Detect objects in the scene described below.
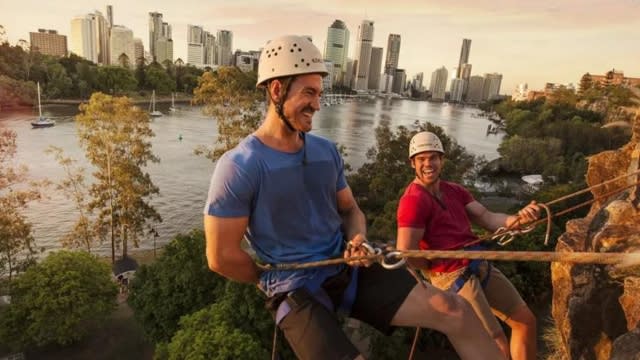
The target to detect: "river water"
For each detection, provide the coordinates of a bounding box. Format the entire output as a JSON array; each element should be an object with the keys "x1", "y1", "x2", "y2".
[{"x1": 0, "y1": 99, "x2": 503, "y2": 256}]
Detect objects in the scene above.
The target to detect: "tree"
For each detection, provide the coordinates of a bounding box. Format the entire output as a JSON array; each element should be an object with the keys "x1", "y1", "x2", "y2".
[
  {"x1": 127, "y1": 230, "x2": 226, "y2": 343},
  {"x1": 117, "y1": 52, "x2": 130, "y2": 69},
  {"x1": 145, "y1": 61, "x2": 175, "y2": 94},
  {"x1": 163, "y1": 282, "x2": 277, "y2": 360},
  {"x1": 45, "y1": 146, "x2": 98, "y2": 252},
  {"x1": 76, "y1": 93, "x2": 161, "y2": 263},
  {"x1": 192, "y1": 67, "x2": 263, "y2": 161},
  {"x1": 134, "y1": 57, "x2": 147, "y2": 90},
  {"x1": 96, "y1": 66, "x2": 137, "y2": 95},
  {"x1": 0, "y1": 129, "x2": 40, "y2": 282},
  {"x1": 0, "y1": 251, "x2": 117, "y2": 350}
]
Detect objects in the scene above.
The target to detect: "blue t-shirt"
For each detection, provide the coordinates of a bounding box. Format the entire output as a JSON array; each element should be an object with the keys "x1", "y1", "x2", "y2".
[{"x1": 204, "y1": 133, "x2": 348, "y2": 296}]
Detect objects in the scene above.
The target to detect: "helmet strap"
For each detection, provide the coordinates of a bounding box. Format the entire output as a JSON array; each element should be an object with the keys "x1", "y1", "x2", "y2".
[{"x1": 268, "y1": 77, "x2": 297, "y2": 133}]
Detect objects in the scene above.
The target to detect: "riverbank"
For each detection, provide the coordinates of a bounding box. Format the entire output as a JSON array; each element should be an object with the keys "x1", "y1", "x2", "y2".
[{"x1": 43, "y1": 96, "x2": 193, "y2": 106}]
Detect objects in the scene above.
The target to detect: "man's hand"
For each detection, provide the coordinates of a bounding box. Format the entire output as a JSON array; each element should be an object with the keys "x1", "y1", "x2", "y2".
[
  {"x1": 516, "y1": 200, "x2": 541, "y2": 225},
  {"x1": 343, "y1": 233, "x2": 375, "y2": 267}
]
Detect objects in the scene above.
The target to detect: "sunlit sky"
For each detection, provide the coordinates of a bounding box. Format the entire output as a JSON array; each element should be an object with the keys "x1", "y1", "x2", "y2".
[{"x1": 1, "y1": 0, "x2": 639, "y2": 93}]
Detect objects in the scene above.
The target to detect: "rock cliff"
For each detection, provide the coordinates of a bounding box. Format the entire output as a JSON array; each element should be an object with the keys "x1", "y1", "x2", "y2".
[{"x1": 552, "y1": 112, "x2": 640, "y2": 359}]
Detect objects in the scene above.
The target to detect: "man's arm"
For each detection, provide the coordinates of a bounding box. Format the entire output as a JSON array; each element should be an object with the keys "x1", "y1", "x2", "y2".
[
  {"x1": 396, "y1": 227, "x2": 431, "y2": 269},
  {"x1": 204, "y1": 214, "x2": 261, "y2": 284},
  {"x1": 466, "y1": 200, "x2": 540, "y2": 232},
  {"x1": 337, "y1": 186, "x2": 372, "y2": 266}
]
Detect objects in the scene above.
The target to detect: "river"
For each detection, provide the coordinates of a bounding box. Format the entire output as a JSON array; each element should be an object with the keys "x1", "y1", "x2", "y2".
[{"x1": 0, "y1": 98, "x2": 503, "y2": 256}]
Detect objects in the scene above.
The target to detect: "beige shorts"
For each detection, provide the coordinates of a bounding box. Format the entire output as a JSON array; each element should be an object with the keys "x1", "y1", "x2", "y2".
[{"x1": 424, "y1": 261, "x2": 525, "y2": 337}]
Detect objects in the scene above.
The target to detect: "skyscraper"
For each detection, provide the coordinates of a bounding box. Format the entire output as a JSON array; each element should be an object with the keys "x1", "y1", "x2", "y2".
[
  {"x1": 324, "y1": 20, "x2": 350, "y2": 87},
  {"x1": 30, "y1": 29, "x2": 67, "y2": 57},
  {"x1": 368, "y1": 47, "x2": 383, "y2": 90},
  {"x1": 456, "y1": 38, "x2": 471, "y2": 78},
  {"x1": 187, "y1": 25, "x2": 204, "y2": 67},
  {"x1": 430, "y1": 66, "x2": 448, "y2": 101},
  {"x1": 203, "y1": 32, "x2": 216, "y2": 66},
  {"x1": 482, "y1": 73, "x2": 503, "y2": 100},
  {"x1": 149, "y1": 12, "x2": 172, "y2": 63},
  {"x1": 466, "y1": 76, "x2": 484, "y2": 103},
  {"x1": 216, "y1": 30, "x2": 233, "y2": 66},
  {"x1": 133, "y1": 38, "x2": 144, "y2": 63},
  {"x1": 354, "y1": 20, "x2": 374, "y2": 91},
  {"x1": 384, "y1": 34, "x2": 401, "y2": 75},
  {"x1": 106, "y1": 5, "x2": 113, "y2": 27},
  {"x1": 70, "y1": 11, "x2": 110, "y2": 64},
  {"x1": 110, "y1": 25, "x2": 134, "y2": 67}
]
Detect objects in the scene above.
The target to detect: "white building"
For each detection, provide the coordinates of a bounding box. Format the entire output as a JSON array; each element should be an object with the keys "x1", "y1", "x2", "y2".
[
  {"x1": 324, "y1": 20, "x2": 350, "y2": 87},
  {"x1": 450, "y1": 78, "x2": 465, "y2": 102},
  {"x1": 149, "y1": 12, "x2": 172, "y2": 63},
  {"x1": 70, "y1": 11, "x2": 109, "y2": 65},
  {"x1": 110, "y1": 25, "x2": 134, "y2": 67},
  {"x1": 512, "y1": 83, "x2": 529, "y2": 101},
  {"x1": 430, "y1": 66, "x2": 448, "y2": 101},
  {"x1": 353, "y1": 20, "x2": 374, "y2": 91},
  {"x1": 187, "y1": 25, "x2": 205, "y2": 67}
]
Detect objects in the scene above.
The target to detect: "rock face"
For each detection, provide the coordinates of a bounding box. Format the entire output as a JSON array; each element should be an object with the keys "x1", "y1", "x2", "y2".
[{"x1": 552, "y1": 113, "x2": 640, "y2": 359}]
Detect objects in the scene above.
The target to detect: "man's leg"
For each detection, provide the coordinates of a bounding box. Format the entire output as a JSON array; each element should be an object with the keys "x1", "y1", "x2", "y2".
[
  {"x1": 390, "y1": 284, "x2": 505, "y2": 360},
  {"x1": 278, "y1": 289, "x2": 360, "y2": 360},
  {"x1": 504, "y1": 304, "x2": 537, "y2": 360}
]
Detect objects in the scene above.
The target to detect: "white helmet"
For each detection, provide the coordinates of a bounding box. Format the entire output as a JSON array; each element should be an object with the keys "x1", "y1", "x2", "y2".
[
  {"x1": 409, "y1": 131, "x2": 444, "y2": 158},
  {"x1": 256, "y1": 35, "x2": 328, "y2": 88}
]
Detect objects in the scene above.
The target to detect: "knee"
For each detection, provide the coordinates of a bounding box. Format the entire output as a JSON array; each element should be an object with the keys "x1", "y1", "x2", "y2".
[
  {"x1": 509, "y1": 305, "x2": 536, "y2": 332},
  {"x1": 429, "y1": 291, "x2": 474, "y2": 333}
]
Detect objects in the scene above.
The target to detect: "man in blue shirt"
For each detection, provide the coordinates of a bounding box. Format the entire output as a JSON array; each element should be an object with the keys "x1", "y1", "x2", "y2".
[{"x1": 204, "y1": 34, "x2": 503, "y2": 360}]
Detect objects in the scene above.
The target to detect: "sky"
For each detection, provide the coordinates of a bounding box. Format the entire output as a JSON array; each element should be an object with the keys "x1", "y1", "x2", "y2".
[{"x1": 1, "y1": 0, "x2": 639, "y2": 93}]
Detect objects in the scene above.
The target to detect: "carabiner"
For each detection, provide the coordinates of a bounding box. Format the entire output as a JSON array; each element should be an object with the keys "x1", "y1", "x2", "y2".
[{"x1": 381, "y1": 251, "x2": 406, "y2": 269}]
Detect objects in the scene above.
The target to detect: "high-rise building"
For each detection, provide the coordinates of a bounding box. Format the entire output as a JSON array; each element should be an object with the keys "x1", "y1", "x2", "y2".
[
  {"x1": 430, "y1": 66, "x2": 448, "y2": 101},
  {"x1": 324, "y1": 19, "x2": 350, "y2": 87},
  {"x1": 133, "y1": 38, "x2": 144, "y2": 63},
  {"x1": 110, "y1": 25, "x2": 134, "y2": 67},
  {"x1": 106, "y1": 5, "x2": 113, "y2": 27},
  {"x1": 149, "y1": 12, "x2": 172, "y2": 63},
  {"x1": 322, "y1": 60, "x2": 334, "y2": 90},
  {"x1": 203, "y1": 32, "x2": 216, "y2": 66},
  {"x1": 70, "y1": 11, "x2": 110, "y2": 64},
  {"x1": 30, "y1": 29, "x2": 67, "y2": 57},
  {"x1": 344, "y1": 59, "x2": 355, "y2": 89},
  {"x1": 216, "y1": 30, "x2": 233, "y2": 66},
  {"x1": 384, "y1": 34, "x2": 401, "y2": 75},
  {"x1": 392, "y1": 69, "x2": 406, "y2": 94},
  {"x1": 353, "y1": 20, "x2": 374, "y2": 91},
  {"x1": 368, "y1": 47, "x2": 383, "y2": 90},
  {"x1": 482, "y1": 73, "x2": 503, "y2": 100},
  {"x1": 187, "y1": 25, "x2": 204, "y2": 67},
  {"x1": 456, "y1": 38, "x2": 471, "y2": 78},
  {"x1": 450, "y1": 78, "x2": 465, "y2": 102},
  {"x1": 466, "y1": 75, "x2": 484, "y2": 103},
  {"x1": 413, "y1": 72, "x2": 424, "y2": 92}
]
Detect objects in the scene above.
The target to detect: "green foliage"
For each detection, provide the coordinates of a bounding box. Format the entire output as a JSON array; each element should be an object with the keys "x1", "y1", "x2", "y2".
[
  {"x1": 0, "y1": 251, "x2": 117, "y2": 350},
  {"x1": 96, "y1": 66, "x2": 138, "y2": 95},
  {"x1": 192, "y1": 67, "x2": 263, "y2": 161},
  {"x1": 0, "y1": 75, "x2": 36, "y2": 108},
  {"x1": 76, "y1": 93, "x2": 161, "y2": 261},
  {"x1": 163, "y1": 282, "x2": 276, "y2": 360},
  {"x1": 347, "y1": 120, "x2": 477, "y2": 241},
  {"x1": 498, "y1": 135, "x2": 563, "y2": 175},
  {"x1": 127, "y1": 230, "x2": 226, "y2": 343},
  {"x1": 145, "y1": 62, "x2": 176, "y2": 95}
]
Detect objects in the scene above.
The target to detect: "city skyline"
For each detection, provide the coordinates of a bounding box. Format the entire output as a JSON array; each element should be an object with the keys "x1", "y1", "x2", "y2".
[{"x1": 1, "y1": 0, "x2": 639, "y2": 93}]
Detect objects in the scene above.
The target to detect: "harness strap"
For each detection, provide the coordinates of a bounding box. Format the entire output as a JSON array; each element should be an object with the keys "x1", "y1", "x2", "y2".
[{"x1": 448, "y1": 245, "x2": 492, "y2": 293}]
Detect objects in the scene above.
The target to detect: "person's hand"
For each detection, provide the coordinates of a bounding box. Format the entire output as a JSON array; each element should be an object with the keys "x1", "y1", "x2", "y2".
[
  {"x1": 343, "y1": 233, "x2": 375, "y2": 267},
  {"x1": 516, "y1": 200, "x2": 540, "y2": 225}
]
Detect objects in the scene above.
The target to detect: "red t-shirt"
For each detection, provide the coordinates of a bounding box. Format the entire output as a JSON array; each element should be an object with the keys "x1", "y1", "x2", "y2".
[{"x1": 397, "y1": 181, "x2": 478, "y2": 273}]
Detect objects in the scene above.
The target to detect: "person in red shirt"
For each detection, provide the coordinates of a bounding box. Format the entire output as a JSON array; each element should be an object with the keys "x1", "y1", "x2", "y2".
[{"x1": 396, "y1": 131, "x2": 540, "y2": 360}]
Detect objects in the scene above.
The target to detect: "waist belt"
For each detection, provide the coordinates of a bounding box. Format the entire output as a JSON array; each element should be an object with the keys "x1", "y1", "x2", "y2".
[{"x1": 448, "y1": 245, "x2": 491, "y2": 293}]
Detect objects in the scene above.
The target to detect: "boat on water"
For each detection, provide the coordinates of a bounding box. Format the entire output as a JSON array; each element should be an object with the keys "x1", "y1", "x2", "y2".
[
  {"x1": 149, "y1": 90, "x2": 162, "y2": 118},
  {"x1": 169, "y1": 92, "x2": 176, "y2": 112},
  {"x1": 31, "y1": 82, "x2": 55, "y2": 128}
]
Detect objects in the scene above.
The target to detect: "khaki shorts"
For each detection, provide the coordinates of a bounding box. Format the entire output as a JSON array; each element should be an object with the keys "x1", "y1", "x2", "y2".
[{"x1": 425, "y1": 261, "x2": 525, "y2": 337}]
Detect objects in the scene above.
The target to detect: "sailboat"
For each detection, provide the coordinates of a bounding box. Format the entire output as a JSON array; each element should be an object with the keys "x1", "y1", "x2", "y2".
[
  {"x1": 149, "y1": 90, "x2": 162, "y2": 118},
  {"x1": 31, "y1": 82, "x2": 55, "y2": 128},
  {"x1": 169, "y1": 92, "x2": 176, "y2": 112}
]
